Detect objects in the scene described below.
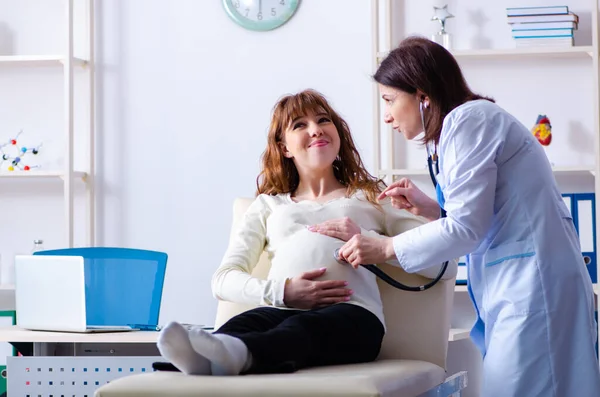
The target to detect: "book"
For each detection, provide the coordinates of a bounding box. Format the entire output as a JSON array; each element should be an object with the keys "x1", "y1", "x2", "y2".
[
  {"x1": 506, "y1": 6, "x2": 569, "y2": 17},
  {"x1": 513, "y1": 28, "x2": 573, "y2": 38},
  {"x1": 514, "y1": 36, "x2": 574, "y2": 47},
  {"x1": 507, "y1": 13, "x2": 578, "y2": 24},
  {"x1": 512, "y1": 21, "x2": 577, "y2": 31}
]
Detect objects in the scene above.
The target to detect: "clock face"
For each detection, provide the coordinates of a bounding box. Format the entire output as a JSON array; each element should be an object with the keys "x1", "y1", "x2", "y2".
[{"x1": 222, "y1": 0, "x2": 300, "y2": 31}]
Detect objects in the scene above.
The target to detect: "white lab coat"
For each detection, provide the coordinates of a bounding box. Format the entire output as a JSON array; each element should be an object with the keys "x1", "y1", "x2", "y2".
[{"x1": 392, "y1": 100, "x2": 600, "y2": 396}]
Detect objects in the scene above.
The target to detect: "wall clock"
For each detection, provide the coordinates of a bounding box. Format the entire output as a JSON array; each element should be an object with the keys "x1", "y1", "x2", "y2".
[{"x1": 222, "y1": 0, "x2": 300, "y2": 31}]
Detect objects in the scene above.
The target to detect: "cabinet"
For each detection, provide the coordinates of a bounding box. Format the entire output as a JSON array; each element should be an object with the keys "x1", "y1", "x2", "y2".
[{"x1": 0, "y1": 0, "x2": 95, "y2": 249}]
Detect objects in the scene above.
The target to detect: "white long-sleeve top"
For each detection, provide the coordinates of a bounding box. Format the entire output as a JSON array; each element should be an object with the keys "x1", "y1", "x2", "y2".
[{"x1": 211, "y1": 191, "x2": 454, "y2": 328}]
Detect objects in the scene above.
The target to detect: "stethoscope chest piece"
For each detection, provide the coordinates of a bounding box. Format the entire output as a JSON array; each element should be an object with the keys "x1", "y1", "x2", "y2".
[{"x1": 333, "y1": 248, "x2": 346, "y2": 265}]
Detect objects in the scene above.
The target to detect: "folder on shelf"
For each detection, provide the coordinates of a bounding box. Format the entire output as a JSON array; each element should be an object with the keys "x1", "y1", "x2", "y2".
[
  {"x1": 562, "y1": 193, "x2": 597, "y2": 284},
  {"x1": 575, "y1": 193, "x2": 597, "y2": 284},
  {"x1": 562, "y1": 194, "x2": 572, "y2": 215},
  {"x1": 456, "y1": 256, "x2": 467, "y2": 285}
]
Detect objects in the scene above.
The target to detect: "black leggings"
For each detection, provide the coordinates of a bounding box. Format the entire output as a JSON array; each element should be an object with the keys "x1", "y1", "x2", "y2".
[{"x1": 214, "y1": 303, "x2": 385, "y2": 374}]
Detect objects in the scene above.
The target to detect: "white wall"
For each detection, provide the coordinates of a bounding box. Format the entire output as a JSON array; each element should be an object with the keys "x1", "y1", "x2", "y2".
[
  {"x1": 94, "y1": 0, "x2": 375, "y2": 325},
  {"x1": 0, "y1": 0, "x2": 594, "y2": 314},
  {"x1": 0, "y1": 0, "x2": 374, "y2": 326}
]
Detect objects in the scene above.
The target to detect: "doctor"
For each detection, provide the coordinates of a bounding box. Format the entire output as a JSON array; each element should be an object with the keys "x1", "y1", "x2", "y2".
[{"x1": 333, "y1": 36, "x2": 600, "y2": 396}]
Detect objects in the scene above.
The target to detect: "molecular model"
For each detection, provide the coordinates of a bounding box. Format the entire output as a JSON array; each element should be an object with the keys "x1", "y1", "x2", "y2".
[{"x1": 0, "y1": 130, "x2": 43, "y2": 171}]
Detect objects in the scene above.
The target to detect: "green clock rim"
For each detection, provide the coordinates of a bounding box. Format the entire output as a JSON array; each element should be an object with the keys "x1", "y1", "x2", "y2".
[{"x1": 222, "y1": 0, "x2": 300, "y2": 31}]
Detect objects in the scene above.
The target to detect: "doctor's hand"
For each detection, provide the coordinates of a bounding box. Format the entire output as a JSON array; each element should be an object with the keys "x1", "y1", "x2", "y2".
[
  {"x1": 338, "y1": 235, "x2": 396, "y2": 269},
  {"x1": 283, "y1": 268, "x2": 353, "y2": 309},
  {"x1": 308, "y1": 217, "x2": 360, "y2": 242},
  {"x1": 378, "y1": 178, "x2": 440, "y2": 221}
]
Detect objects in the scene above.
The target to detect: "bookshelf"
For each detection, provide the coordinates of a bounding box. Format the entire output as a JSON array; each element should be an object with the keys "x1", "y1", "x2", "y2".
[
  {"x1": 372, "y1": 1, "x2": 600, "y2": 183},
  {"x1": 371, "y1": 0, "x2": 600, "y2": 387},
  {"x1": 0, "y1": 0, "x2": 95, "y2": 249},
  {"x1": 377, "y1": 45, "x2": 595, "y2": 60}
]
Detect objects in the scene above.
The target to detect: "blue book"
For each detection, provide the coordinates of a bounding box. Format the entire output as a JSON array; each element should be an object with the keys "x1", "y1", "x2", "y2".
[
  {"x1": 512, "y1": 21, "x2": 577, "y2": 31},
  {"x1": 513, "y1": 28, "x2": 573, "y2": 39},
  {"x1": 506, "y1": 6, "x2": 569, "y2": 17}
]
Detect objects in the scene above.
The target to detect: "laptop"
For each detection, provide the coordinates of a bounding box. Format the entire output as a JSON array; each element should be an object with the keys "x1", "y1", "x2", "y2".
[{"x1": 15, "y1": 255, "x2": 135, "y2": 333}]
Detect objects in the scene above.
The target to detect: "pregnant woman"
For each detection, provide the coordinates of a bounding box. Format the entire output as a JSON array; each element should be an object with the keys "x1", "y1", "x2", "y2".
[{"x1": 156, "y1": 89, "x2": 450, "y2": 376}]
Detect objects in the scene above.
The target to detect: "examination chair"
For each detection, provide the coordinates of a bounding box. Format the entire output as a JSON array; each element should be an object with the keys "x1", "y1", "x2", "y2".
[{"x1": 95, "y1": 198, "x2": 467, "y2": 397}]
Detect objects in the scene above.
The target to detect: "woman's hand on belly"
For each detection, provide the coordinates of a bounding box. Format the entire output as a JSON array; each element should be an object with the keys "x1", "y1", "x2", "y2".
[
  {"x1": 283, "y1": 267, "x2": 353, "y2": 309},
  {"x1": 308, "y1": 217, "x2": 360, "y2": 241}
]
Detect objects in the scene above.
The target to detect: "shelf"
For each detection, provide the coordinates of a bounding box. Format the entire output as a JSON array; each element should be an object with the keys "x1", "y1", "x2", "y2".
[
  {"x1": 449, "y1": 328, "x2": 470, "y2": 342},
  {"x1": 0, "y1": 171, "x2": 87, "y2": 180},
  {"x1": 452, "y1": 46, "x2": 595, "y2": 59},
  {"x1": 377, "y1": 46, "x2": 595, "y2": 61},
  {"x1": 552, "y1": 166, "x2": 595, "y2": 174},
  {"x1": 0, "y1": 55, "x2": 87, "y2": 67},
  {"x1": 379, "y1": 167, "x2": 595, "y2": 178}
]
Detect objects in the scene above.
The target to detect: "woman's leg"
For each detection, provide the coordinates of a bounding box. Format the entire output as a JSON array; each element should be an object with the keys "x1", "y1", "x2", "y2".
[
  {"x1": 162, "y1": 304, "x2": 383, "y2": 375},
  {"x1": 232, "y1": 303, "x2": 384, "y2": 374},
  {"x1": 157, "y1": 307, "x2": 300, "y2": 375},
  {"x1": 215, "y1": 306, "x2": 300, "y2": 335}
]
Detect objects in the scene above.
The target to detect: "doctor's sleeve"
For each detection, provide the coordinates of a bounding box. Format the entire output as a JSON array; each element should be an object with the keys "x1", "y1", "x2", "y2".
[
  {"x1": 381, "y1": 201, "x2": 457, "y2": 279},
  {"x1": 211, "y1": 195, "x2": 286, "y2": 307},
  {"x1": 391, "y1": 109, "x2": 499, "y2": 274}
]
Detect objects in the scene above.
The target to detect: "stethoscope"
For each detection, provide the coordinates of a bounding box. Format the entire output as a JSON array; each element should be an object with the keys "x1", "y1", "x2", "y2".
[{"x1": 333, "y1": 101, "x2": 449, "y2": 292}]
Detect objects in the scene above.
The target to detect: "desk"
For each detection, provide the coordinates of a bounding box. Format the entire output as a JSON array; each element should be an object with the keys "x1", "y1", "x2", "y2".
[
  {"x1": 0, "y1": 326, "x2": 162, "y2": 395},
  {"x1": 0, "y1": 325, "x2": 160, "y2": 356}
]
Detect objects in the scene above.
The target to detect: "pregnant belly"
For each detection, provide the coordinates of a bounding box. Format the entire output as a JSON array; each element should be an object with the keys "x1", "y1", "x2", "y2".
[{"x1": 267, "y1": 230, "x2": 371, "y2": 286}]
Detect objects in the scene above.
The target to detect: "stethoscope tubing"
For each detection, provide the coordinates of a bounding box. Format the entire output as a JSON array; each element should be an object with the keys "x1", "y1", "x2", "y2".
[{"x1": 335, "y1": 149, "x2": 449, "y2": 292}]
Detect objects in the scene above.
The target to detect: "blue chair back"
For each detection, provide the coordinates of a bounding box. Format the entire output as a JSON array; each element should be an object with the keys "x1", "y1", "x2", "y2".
[{"x1": 34, "y1": 247, "x2": 167, "y2": 327}]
